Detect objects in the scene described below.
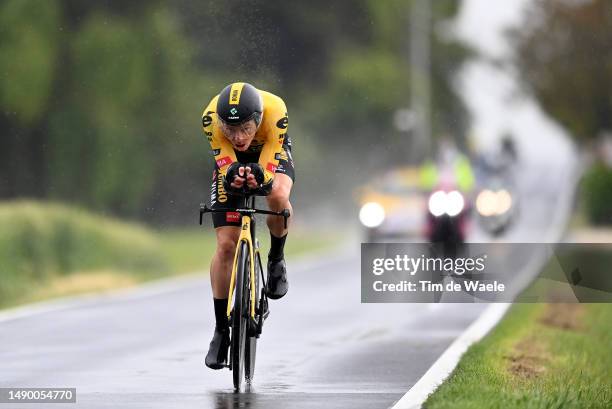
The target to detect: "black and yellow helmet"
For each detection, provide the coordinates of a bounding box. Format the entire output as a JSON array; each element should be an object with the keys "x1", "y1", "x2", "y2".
[{"x1": 216, "y1": 82, "x2": 263, "y2": 126}]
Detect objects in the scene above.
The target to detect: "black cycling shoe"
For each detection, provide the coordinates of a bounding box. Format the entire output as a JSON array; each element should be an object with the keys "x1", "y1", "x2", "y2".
[
  {"x1": 205, "y1": 327, "x2": 230, "y2": 370},
  {"x1": 266, "y1": 258, "x2": 288, "y2": 299}
]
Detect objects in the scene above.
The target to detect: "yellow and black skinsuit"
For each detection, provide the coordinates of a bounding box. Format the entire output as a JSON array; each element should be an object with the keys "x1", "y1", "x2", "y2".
[{"x1": 202, "y1": 88, "x2": 294, "y2": 227}]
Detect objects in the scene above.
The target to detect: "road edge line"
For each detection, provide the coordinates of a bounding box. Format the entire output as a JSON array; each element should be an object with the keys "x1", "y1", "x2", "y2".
[
  {"x1": 392, "y1": 155, "x2": 580, "y2": 409},
  {"x1": 390, "y1": 302, "x2": 511, "y2": 409}
]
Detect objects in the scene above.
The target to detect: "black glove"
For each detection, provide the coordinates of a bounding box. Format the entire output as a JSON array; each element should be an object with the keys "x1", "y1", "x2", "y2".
[
  {"x1": 222, "y1": 162, "x2": 246, "y2": 194},
  {"x1": 222, "y1": 162, "x2": 273, "y2": 195},
  {"x1": 246, "y1": 163, "x2": 273, "y2": 195}
]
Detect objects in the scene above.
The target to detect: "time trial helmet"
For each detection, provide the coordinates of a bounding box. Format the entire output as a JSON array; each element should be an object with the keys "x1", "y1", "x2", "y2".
[{"x1": 216, "y1": 82, "x2": 263, "y2": 126}]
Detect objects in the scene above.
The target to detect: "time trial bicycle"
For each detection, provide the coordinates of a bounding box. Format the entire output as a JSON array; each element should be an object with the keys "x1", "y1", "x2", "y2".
[{"x1": 200, "y1": 195, "x2": 290, "y2": 390}]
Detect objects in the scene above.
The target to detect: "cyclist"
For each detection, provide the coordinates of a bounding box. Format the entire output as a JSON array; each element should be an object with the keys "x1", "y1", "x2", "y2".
[{"x1": 202, "y1": 82, "x2": 294, "y2": 369}]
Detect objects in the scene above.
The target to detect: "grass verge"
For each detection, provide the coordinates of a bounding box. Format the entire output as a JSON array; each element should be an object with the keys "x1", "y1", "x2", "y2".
[
  {"x1": 424, "y1": 302, "x2": 612, "y2": 408},
  {"x1": 159, "y1": 225, "x2": 342, "y2": 273},
  {"x1": 0, "y1": 201, "x2": 167, "y2": 308}
]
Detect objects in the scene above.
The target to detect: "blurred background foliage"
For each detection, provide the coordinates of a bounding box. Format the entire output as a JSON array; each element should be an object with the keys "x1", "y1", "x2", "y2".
[
  {"x1": 510, "y1": 0, "x2": 612, "y2": 225},
  {"x1": 511, "y1": 0, "x2": 612, "y2": 142},
  {"x1": 1, "y1": 0, "x2": 610, "y2": 225},
  {"x1": 0, "y1": 0, "x2": 468, "y2": 224}
]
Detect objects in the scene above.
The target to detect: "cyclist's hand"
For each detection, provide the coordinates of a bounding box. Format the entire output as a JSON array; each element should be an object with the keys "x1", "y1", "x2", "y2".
[
  {"x1": 244, "y1": 166, "x2": 259, "y2": 190},
  {"x1": 244, "y1": 163, "x2": 273, "y2": 195},
  {"x1": 230, "y1": 166, "x2": 247, "y2": 189}
]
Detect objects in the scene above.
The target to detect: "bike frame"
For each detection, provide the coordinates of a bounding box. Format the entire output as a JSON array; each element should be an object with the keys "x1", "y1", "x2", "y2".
[
  {"x1": 227, "y1": 199, "x2": 257, "y2": 320},
  {"x1": 199, "y1": 196, "x2": 289, "y2": 321}
]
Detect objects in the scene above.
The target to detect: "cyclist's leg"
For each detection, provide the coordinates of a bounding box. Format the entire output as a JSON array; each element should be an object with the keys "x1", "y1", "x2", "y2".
[
  {"x1": 264, "y1": 139, "x2": 294, "y2": 299},
  {"x1": 209, "y1": 166, "x2": 242, "y2": 296},
  {"x1": 210, "y1": 226, "x2": 241, "y2": 297},
  {"x1": 266, "y1": 136, "x2": 295, "y2": 240},
  {"x1": 206, "y1": 169, "x2": 242, "y2": 369},
  {"x1": 266, "y1": 173, "x2": 293, "y2": 237}
]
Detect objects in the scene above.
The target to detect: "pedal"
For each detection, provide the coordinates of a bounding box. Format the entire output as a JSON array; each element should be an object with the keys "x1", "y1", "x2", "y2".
[
  {"x1": 256, "y1": 301, "x2": 269, "y2": 316},
  {"x1": 262, "y1": 298, "x2": 269, "y2": 320},
  {"x1": 256, "y1": 295, "x2": 269, "y2": 336}
]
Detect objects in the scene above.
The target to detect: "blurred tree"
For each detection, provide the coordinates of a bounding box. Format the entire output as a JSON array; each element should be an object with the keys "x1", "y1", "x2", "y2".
[
  {"x1": 0, "y1": 1, "x2": 213, "y2": 222},
  {"x1": 511, "y1": 0, "x2": 612, "y2": 141},
  {"x1": 511, "y1": 0, "x2": 612, "y2": 225},
  {"x1": 0, "y1": 0, "x2": 61, "y2": 197}
]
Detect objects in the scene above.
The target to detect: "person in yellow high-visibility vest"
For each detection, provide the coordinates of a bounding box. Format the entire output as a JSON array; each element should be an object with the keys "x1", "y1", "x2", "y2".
[{"x1": 419, "y1": 148, "x2": 475, "y2": 193}]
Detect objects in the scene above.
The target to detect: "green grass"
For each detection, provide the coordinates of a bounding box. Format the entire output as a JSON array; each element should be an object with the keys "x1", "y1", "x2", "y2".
[
  {"x1": 158, "y1": 225, "x2": 342, "y2": 273},
  {"x1": 158, "y1": 228, "x2": 218, "y2": 273},
  {"x1": 424, "y1": 303, "x2": 612, "y2": 408},
  {"x1": 0, "y1": 201, "x2": 167, "y2": 308},
  {"x1": 425, "y1": 244, "x2": 612, "y2": 408}
]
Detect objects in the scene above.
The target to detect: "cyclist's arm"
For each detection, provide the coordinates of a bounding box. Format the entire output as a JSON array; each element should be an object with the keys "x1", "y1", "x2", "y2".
[
  {"x1": 257, "y1": 97, "x2": 288, "y2": 185},
  {"x1": 202, "y1": 96, "x2": 237, "y2": 177}
]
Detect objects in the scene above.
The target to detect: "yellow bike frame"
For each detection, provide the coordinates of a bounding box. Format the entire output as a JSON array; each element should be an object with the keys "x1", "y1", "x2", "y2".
[{"x1": 226, "y1": 215, "x2": 257, "y2": 319}]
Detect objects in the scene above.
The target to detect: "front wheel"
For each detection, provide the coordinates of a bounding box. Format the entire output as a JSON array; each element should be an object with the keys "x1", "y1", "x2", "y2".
[
  {"x1": 245, "y1": 251, "x2": 261, "y2": 383},
  {"x1": 231, "y1": 241, "x2": 250, "y2": 390}
]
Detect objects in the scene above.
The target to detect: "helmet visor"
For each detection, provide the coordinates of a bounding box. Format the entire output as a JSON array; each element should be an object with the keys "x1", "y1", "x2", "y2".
[{"x1": 219, "y1": 118, "x2": 258, "y2": 140}]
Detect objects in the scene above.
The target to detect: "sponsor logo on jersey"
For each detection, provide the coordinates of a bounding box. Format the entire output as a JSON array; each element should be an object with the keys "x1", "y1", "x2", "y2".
[
  {"x1": 210, "y1": 173, "x2": 217, "y2": 206},
  {"x1": 216, "y1": 156, "x2": 232, "y2": 168},
  {"x1": 276, "y1": 115, "x2": 288, "y2": 130},
  {"x1": 229, "y1": 83, "x2": 244, "y2": 105},
  {"x1": 266, "y1": 163, "x2": 277, "y2": 173},
  {"x1": 217, "y1": 172, "x2": 228, "y2": 203},
  {"x1": 202, "y1": 112, "x2": 213, "y2": 128},
  {"x1": 226, "y1": 212, "x2": 240, "y2": 223}
]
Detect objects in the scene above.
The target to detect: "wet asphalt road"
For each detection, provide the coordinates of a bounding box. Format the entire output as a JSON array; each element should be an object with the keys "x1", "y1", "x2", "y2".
[
  {"x1": 0, "y1": 160, "x2": 573, "y2": 409},
  {"x1": 0, "y1": 172, "x2": 575, "y2": 409},
  {"x1": 0, "y1": 251, "x2": 487, "y2": 409}
]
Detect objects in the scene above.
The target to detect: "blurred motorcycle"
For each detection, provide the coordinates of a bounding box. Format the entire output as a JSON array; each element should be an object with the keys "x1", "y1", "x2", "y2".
[
  {"x1": 425, "y1": 184, "x2": 469, "y2": 257},
  {"x1": 475, "y1": 176, "x2": 518, "y2": 236}
]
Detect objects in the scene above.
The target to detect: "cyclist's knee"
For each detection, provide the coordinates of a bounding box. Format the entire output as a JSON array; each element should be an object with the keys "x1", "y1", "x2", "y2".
[
  {"x1": 215, "y1": 229, "x2": 239, "y2": 259},
  {"x1": 268, "y1": 178, "x2": 292, "y2": 210},
  {"x1": 216, "y1": 238, "x2": 237, "y2": 259}
]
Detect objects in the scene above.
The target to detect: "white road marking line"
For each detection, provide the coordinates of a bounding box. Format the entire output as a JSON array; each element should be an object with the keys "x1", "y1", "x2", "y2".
[{"x1": 390, "y1": 302, "x2": 510, "y2": 409}]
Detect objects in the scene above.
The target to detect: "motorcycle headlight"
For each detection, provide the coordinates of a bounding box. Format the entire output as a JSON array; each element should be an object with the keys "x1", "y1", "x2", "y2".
[
  {"x1": 476, "y1": 189, "x2": 497, "y2": 217},
  {"x1": 429, "y1": 190, "x2": 464, "y2": 217},
  {"x1": 428, "y1": 191, "x2": 447, "y2": 217},
  {"x1": 359, "y1": 202, "x2": 385, "y2": 228},
  {"x1": 446, "y1": 190, "x2": 465, "y2": 217},
  {"x1": 476, "y1": 189, "x2": 513, "y2": 216}
]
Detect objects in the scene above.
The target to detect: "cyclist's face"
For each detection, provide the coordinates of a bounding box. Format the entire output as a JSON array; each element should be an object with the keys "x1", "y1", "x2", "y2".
[{"x1": 220, "y1": 119, "x2": 258, "y2": 151}]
